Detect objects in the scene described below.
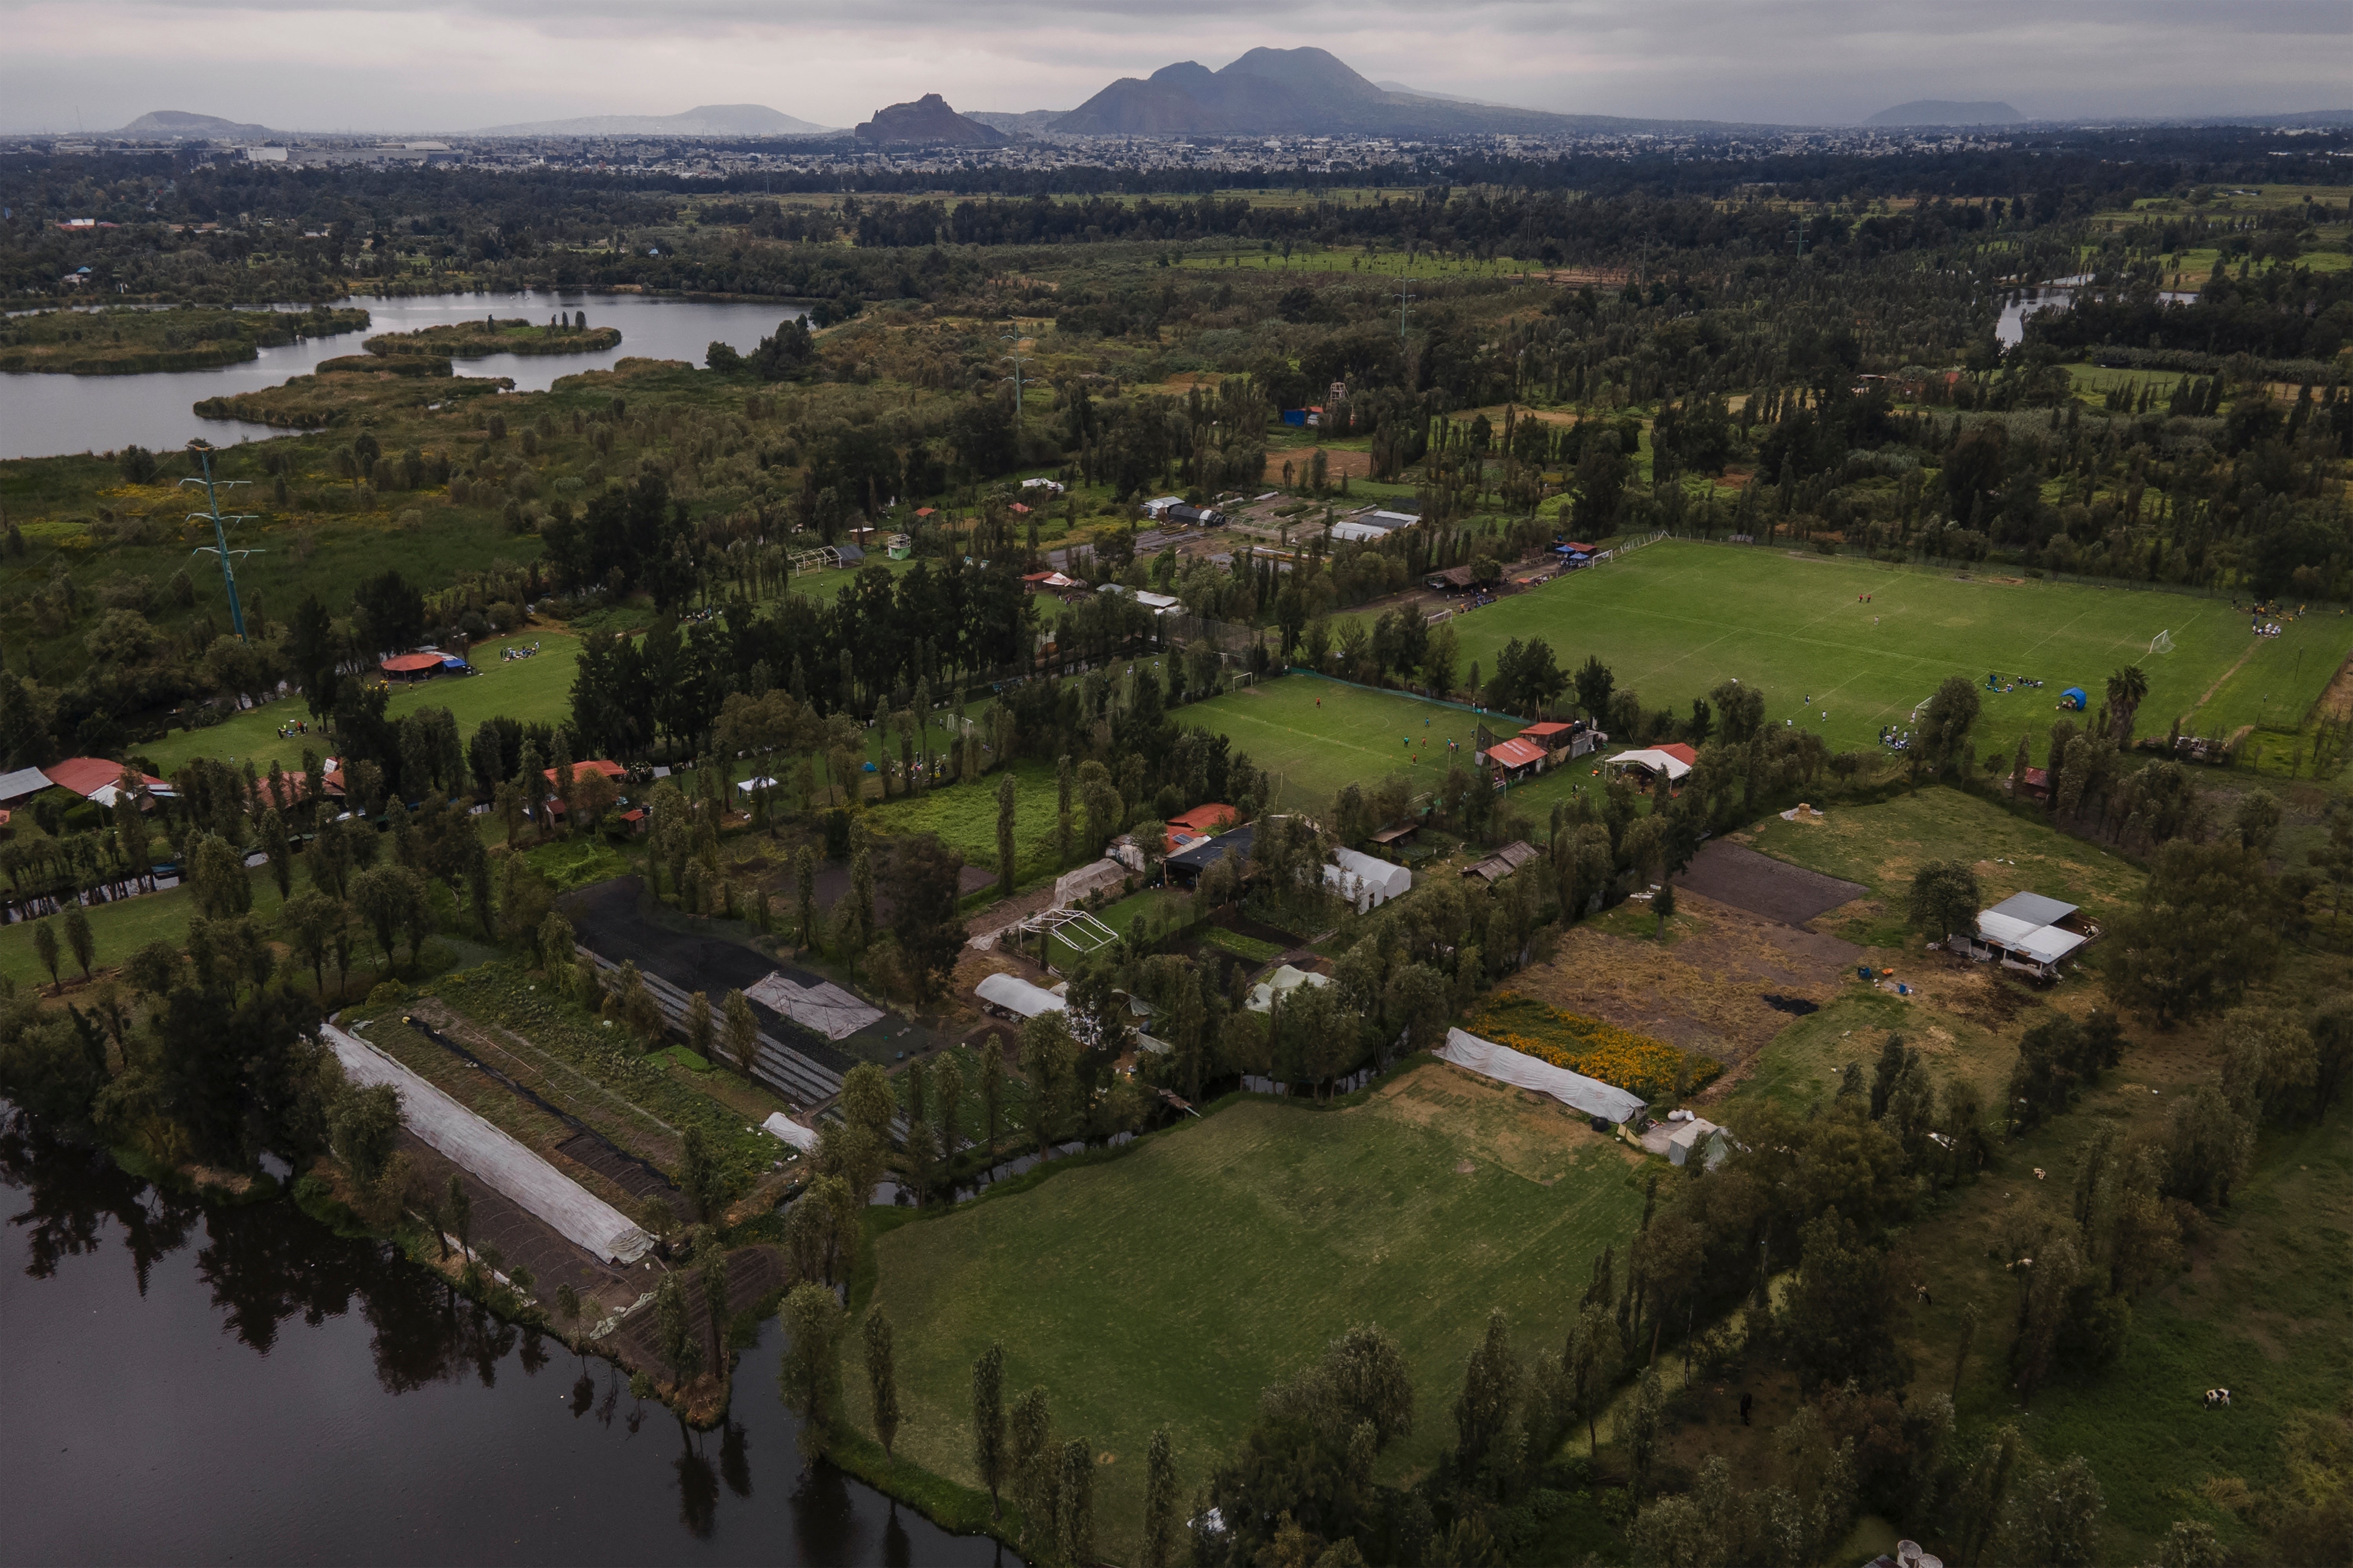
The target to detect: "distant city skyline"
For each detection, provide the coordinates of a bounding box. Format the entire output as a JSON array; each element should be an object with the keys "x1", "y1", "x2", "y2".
[{"x1": 0, "y1": 0, "x2": 2340, "y2": 135}]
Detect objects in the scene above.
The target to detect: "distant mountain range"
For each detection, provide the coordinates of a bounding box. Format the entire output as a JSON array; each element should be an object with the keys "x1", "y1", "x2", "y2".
[
  {"x1": 1052, "y1": 47, "x2": 1662, "y2": 137},
  {"x1": 1865, "y1": 100, "x2": 2024, "y2": 127},
  {"x1": 1373, "y1": 82, "x2": 1524, "y2": 110},
  {"x1": 474, "y1": 104, "x2": 836, "y2": 137},
  {"x1": 855, "y1": 94, "x2": 1007, "y2": 146},
  {"x1": 114, "y1": 110, "x2": 274, "y2": 140}
]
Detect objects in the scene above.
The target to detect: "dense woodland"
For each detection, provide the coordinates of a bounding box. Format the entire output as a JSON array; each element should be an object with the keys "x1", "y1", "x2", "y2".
[{"x1": 2, "y1": 130, "x2": 2351, "y2": 1568}]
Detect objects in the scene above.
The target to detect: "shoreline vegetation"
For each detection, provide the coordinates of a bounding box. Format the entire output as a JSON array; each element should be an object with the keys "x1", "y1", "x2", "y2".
[
  {"x1": 364, "y1": 318, "x2": 622, "y2": 359},
  {"x1": 0, "y1": 304, "x2": 371, "y2": 374}
]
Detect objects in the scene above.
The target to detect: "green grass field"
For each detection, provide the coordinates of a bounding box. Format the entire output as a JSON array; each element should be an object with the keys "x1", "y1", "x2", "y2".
[
  {"x1": 1180, "y1": 675, "x2": 1522, "y2": 808},
  {"x1": 0, "y1": 859, "x2": 285, "y2": 991},
  {"x1": 139, "y1": 632, "x2": 579, "y2": 777},
  {"x1": 1406, "y1": 540, "x2": 2353, "y2": 758},
  {"x1": 850, "y1": 1067, "x2": 1643, "y2": 1561}
]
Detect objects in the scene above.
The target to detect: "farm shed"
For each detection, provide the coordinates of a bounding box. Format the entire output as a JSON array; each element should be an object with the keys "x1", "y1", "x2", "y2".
[
  {"x1": 975, "y1": 972, "x2": 1067, "y2": 1021},
  {"x1": 1438, "y1": 1028, "x2": 1647, "y2": 1126},
  {"x1": 1323, "y1": 846, "x2": 1411, "y2": 912},
  {"x1": 1961, "y1": 891, "x2": 2097, "y2": 979},
  {"x1": 1463, "y1": 840, "x2": 1540, "y2": 885},
  {"x1": 1520, "y1": 719, "x2": 1604, "y2": 762}
]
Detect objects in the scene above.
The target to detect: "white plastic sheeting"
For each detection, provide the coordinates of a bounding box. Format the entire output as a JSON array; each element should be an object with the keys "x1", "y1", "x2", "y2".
[
  {"x1": 1437, "y1": 1027, "x2": 1648, "y2": 1125},
  {"x1": 746, "y1": 972, "x2": 884, "y2": 1041},
  {"x1": 1323, "y1": 847, "x2": 1412, "y2": 913},
  {"x1": 322, "y1": 1023, "x2": 654, "y2": 1265},
  {"x1": 975, "y1": 972, "x2": 1067, "y2": 1019},
  {"x1": 761, "y1": 1112, "x2": 821, "y2": 1153},
  {"x1": 1246, "y1": 964, "x2": 1332, "y2": 1013}
]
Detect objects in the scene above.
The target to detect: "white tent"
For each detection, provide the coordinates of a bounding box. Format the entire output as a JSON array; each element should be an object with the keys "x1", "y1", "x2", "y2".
[
  {"x1": 1605, "y1": 748, "x2": 1694, "y2": 782},
  {"x1": 1323, "y1": 847, "x2": 1412, "y2": 913},
  {"x1": 976, "y1": 972, "x2": 1067, "y2": 1020},
  {"x1": 761, "y1": 1112, "x2": 820, "y2": 1154},
  {"x1": 1247, "y1": 964, "x2": 1333, "y2": 1013},
  {"x1": 1437, "y1": 1028, "x2": 1647, "y2": 1125}
]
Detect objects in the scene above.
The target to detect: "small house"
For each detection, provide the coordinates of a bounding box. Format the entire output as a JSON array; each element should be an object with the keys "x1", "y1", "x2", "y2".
[
  {"x1": 1165, "y1": 804, "x2": 1239, "y2": 855},
  {"x1": 1520, "y1": 719, "x2": 1603, "y2": 762},
  {"x1": 1423, "y1": 564, "x2": 1478, "y2": 594},
  {"x1": 1486, "y1": 736, "x2": 1548, "y2": 781},
  {"x1": 1140, "y1": 496, "x2": 1187, "y2": 520}
]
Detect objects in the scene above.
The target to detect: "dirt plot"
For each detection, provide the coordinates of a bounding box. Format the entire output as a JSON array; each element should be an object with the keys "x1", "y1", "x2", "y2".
[
  {"x1": 1373, "y1": 1061, "x2": 1638, "y2": 1185},
  {"x1": 387, "y1": 1130, "x2": 640, "y2": 1317},
  {"x1": 598, "y1": 1243, "x2": 787, "y2": 1378},
  {"x1": 1511, "y1": 889, "x2": 1862, "y2": 1065},
  {"x1": 1677, "y1": 840, "x2": 1867, "y2": 926},
  {"x1": 1261, "y1": 446, "x2": 1374, "y2": 482}
]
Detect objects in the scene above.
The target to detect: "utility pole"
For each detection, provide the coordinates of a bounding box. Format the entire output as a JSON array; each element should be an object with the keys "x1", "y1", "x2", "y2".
[
  {"x1": 1789, "y1": 213, "x2": 1809, "y2": 262},
  {"x1": 1397, "y1": 259, "x2": 1416, "y2": 339},
  {"x1": 181, "y1": 442, "x2": 259, "y2": 641},
  {"x1": 1000, "y1": 327, "x2": 1030, "y2": 420}
]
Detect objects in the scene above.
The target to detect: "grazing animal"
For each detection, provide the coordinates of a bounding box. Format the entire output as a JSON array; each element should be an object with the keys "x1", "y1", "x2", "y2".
[
  {"x1": 2204, "y1": 1388, "x2": 2231, "y2": 1409},
  {"x1": 1915, "y1": 1284, "x2": 1934, "y2": 1306}
]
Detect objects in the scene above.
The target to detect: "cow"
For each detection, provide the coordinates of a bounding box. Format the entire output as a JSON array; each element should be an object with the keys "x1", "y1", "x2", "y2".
[{"x1": 2204, "y1": 1388, "x2": 2231, "y2": 1409}]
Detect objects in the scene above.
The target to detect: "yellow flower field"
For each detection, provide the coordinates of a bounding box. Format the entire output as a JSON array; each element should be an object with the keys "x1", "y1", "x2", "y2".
[{"x1": 1465, "y1": 993, "x2": 1722, "y2": 1103}]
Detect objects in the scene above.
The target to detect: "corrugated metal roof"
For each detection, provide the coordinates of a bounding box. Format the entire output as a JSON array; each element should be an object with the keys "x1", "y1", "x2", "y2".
[{"x1": 1988, "y1": 890, "x2": 2078, "y2": 928}]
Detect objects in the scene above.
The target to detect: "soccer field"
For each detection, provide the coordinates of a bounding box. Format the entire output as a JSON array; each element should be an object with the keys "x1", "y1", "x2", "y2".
[
  {"x1": 849, "y1": 1063, "x2": 1641, "y2": 1562},
  {"x1": 1387, "y1": 540, "x2": 2353, "y2": 758},
  {"x1": 1182, "y1": 674, "x2": 1523, "y2": 807}
]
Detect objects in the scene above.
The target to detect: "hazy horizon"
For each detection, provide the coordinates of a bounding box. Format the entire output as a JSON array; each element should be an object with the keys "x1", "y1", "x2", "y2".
[{"x1": 0, "y1": 0, "x2": 2341, "y2": 137}]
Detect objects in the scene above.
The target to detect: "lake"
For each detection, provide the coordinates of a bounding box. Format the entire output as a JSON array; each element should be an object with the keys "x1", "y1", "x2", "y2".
[
  {"x1": 1, "y1": 292, "x2": 807, "y2": 461},
  {"x1": 0, "y1": 1112, "x2": 1008, "y2": 1568}
]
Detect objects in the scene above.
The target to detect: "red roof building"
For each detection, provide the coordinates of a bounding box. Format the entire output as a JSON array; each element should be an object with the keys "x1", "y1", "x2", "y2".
[
  {"x1": 1165, "y1": 803, "x2": 1239, "y2": 854},
  {"x1": 1655, "y1": 743, "x2": 1700, "y2": 767},
  {"x1": 1487, "y1": 737, "x2": 1547, "y2": 773},
  {"x1": 42, "y1": 758, "x2": 167, "y2": 799}
]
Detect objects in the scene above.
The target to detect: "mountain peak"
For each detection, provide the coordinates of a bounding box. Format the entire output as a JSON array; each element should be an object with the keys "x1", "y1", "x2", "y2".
[
  {"x1": 1865, "y1": 99, "x2": 2024, "y2": 127},
  {"x1": 115, "y1": 109, "x2": 273, "y2": 140},
  {"x1": 854, "y1": 94, "x2": 1009, "y2": 146}
]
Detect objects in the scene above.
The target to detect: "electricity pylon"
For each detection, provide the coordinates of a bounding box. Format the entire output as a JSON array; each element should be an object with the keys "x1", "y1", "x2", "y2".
[{"x1": 181, "y1": 442, "x2": 260, "y2": 640}]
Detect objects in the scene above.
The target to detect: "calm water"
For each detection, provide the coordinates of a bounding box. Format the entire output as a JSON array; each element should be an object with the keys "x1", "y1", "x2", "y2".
[
  {"x1": 0, "y1": 1113, "x2": 1006, "y2": 1568},
  {"x1": 2, "y1": 292, "x2": 807, "y2": 460}
]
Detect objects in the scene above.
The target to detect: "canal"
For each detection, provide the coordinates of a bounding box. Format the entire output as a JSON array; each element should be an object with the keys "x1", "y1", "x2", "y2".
[{"x1": 0, "y1": 1111, "x2": 1007, "y2": 1567}]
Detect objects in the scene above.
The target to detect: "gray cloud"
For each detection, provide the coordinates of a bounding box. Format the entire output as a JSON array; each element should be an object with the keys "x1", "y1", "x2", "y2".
[{"x1": 0, "y1": 0, "x2": 2341, "y2": 134}]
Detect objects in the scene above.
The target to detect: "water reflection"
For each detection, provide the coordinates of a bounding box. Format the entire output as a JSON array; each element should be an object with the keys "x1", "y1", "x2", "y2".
[{"x1": 0, "y1": 1110, "x2": 1009, "y2": 1567}]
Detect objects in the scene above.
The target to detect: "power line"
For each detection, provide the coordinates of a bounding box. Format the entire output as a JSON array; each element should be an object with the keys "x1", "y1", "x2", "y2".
[{"x1": 181, "y1": 442, "x2": 260, "y2": 641}]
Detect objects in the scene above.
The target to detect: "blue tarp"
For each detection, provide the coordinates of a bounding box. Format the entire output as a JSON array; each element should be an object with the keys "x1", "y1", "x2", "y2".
[
  {"x1": 440, "y1": 657, "x2": 471, "y2": 672},
  {"x1": 2060, "y1": 686, "x2": 2087, "y2": 709}
]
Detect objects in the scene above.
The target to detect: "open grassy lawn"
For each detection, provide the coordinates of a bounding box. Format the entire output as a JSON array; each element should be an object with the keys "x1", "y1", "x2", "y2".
[
  {"x1": 850, "y1": 1063, "x2": 1644, "y2": 1562},
  {"x1": 861, "y1": 758, "x2": 1062, "y2": 883},
  {"x1": 1179, "y1": 674, "x2": 1524, "y2": 808},
  {"x1": 1400, "y1": 540, "x2": 2353, "y2": 758},
  {"x1": 140, "y1": 631, "x2": 580, "y2": 777},
  {"x1": 0, "y1": 859, "x2": 285, "y2": 991}
]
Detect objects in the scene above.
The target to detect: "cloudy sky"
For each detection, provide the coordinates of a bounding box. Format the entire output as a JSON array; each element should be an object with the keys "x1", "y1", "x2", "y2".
[{"x1": 2, "y1": 0, "x2": 2342, "y2": 133}]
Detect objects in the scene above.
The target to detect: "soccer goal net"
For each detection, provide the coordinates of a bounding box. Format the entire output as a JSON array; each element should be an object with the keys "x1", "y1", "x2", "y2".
[{"x1": 2149, "y1": 630, "x2": 2176, "y2": 655}]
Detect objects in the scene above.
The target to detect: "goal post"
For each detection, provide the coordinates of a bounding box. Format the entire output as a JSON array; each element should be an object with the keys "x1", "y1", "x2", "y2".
[{"x1": 2149, "y1": 630, "x2": 2175, "y2": 655}]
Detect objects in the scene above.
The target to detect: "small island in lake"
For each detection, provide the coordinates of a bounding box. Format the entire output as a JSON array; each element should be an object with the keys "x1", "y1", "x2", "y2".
[
  {"x1": 0, "y1": 304, "x2": 371, "y2": 374},
  {"x1": 365, "y1": 316, "x2": 620, "y2": 360}
]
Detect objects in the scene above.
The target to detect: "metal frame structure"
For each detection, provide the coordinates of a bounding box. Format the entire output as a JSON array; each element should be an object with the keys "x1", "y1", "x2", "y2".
[{"x1": 180, "y1": 442, "x2": 258, "y2": 640}]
